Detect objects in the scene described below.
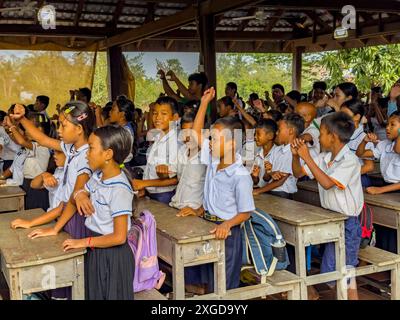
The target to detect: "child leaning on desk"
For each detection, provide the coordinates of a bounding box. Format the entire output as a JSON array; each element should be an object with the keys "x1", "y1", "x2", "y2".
[
  {"x1": 292, "y1": 112, "x2": 363, "y2": 300},
  {"x1": 177, "y1": 87, "x2": 255, "y2": 294}
]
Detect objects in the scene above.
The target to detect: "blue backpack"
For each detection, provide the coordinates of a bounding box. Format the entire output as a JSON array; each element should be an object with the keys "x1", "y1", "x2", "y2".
[{"x1": 241, "y1": 208, "x2": 289, "y2": 277}]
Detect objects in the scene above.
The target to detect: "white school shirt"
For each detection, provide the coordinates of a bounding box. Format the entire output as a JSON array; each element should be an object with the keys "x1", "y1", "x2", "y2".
[
  {"x1": 201, "y1": 139, "x2": 255, "y2": 220},
  {"x1": 85, "y1": 171, "x2": 133, "y2": 235},
  {"x1": 60, "y1": 142, "x2": 92, "y2": 202},
  {"x1": 303, "y1": 124, "x2": 320, "y2": 159},
  {"x1": 372, "y1": 140, "x2": 400, "y2": 183},
  {"x1": 45, "y1": 167, "x2": 66, "y2": 211},
  {"x1": 143, "y1": 128, "x2": 180, "y2": 194},
  {"x1": 252, "y1": 144, "x2": 278, "y2": 188},
  {"x1": 347, "y1": 126, "x2": 374, "y2": 166},
  {"x1": 303, "y1": 145, "x2": 364, "y2": 217},
  {"x1": 269, "y1": 144, "x2": 298, "y2": 194},
  {"x1": 0, "y1": 126, "x2": 20, "y2": 161},
  {"x1": 169, "y1": 145, "x2": 206, "y2": 210},
  {"x1": 23, "y1": 142, "x2": 50, "y2": 179},
  {"x1": 6, "y1": 148, "x2": 28, "y2": 186}
]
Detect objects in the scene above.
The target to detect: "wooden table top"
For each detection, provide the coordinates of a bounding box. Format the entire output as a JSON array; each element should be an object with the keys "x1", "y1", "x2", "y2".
[
  {"x1": 254, "y1": 194, "x2": 347, "y2": 226},
  {"x1": 0, "y1": 186, "x2": 25, "y2": 198},
  {"x1": 0, "y1": 209, "x2": 86, "y2": 268},
  {"x1": 297, "y1": 180, "x2": 400, "y2": 211},
  {"x1": 136, "y1": 198, "x2": 218, "y2": 244}
]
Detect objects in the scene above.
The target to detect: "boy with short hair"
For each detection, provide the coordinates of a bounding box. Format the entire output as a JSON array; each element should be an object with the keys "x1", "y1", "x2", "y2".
[
  {"x1": 292, "y1": 112, "x2": 363, "y2": 300},
  {"x1": 132, "y1": 96, "x2": 180, "y2": 204},
  {"x1": 296, "y1": 102, "x2": 320, "y2": 159},
  {"x1": 254, "y1": 113, "x2": 305, "y2": 198}
]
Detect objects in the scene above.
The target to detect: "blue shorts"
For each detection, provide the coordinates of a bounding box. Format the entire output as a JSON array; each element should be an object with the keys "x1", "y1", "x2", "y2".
[{"x1": 321, "y1": 216, "x2": 361, "y2": 276}]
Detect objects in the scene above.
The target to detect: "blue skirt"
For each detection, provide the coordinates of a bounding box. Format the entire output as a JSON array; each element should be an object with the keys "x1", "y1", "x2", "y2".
[
  {"x1": 185, "y1": 223, "x2": 242, "y2": 291},
  {"x1": 148, "y1": 190, "x2": 175, "y2": 205}
]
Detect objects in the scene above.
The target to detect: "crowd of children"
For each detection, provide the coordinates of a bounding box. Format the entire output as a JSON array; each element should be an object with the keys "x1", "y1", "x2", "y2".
[{"x1": 0, "y1": 71, "x2": 400, "y2": 301}]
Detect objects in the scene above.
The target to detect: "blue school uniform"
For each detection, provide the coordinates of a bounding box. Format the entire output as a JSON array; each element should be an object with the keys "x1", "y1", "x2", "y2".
[{"x1": 185, "y1": 140, "x2": 255, "y2": 291}]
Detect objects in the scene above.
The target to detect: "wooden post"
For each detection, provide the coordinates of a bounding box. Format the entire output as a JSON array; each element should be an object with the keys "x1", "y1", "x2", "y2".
[
  {"x1": 292, "y1": 46, "x2": 303, "y2": 91},
  {"x1": 107, "y1": 45, "x2": 128, "y2": 101},
  {"x1": 198, "y1": 13, "x2": 217, "y2": 124}
]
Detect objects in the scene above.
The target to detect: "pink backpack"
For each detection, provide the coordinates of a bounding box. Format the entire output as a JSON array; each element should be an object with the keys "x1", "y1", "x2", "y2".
[{"x1": 128, "y1": 210, "x2": 165, "y2": 293}]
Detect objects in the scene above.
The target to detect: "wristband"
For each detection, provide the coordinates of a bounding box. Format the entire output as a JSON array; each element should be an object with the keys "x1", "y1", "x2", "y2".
[{"x1": 73, "y1": 189, "x2": 87, "y2": 200}]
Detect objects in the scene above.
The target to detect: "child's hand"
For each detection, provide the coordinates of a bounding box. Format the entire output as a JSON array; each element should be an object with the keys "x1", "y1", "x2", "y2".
[
  {"x1": 364, "y1": 133, "x2": 378, "y2": 144},
  {"x1": 202, "y1": 87, "x2": 216, "y2": 104},
  {"x1": 28, "y1": 227, "x2": 58, "y2": 239},
  {"x1": 251, "y1": 165, "x2": 261, "y2": 178},
  {"x1": 253, "y1": 99, "x2": 265, "y2": 113},
  {"x1": 210, "y1": 221, "x2": 231, "y2": 240},
  {"x1": 156, "y1": 164, "x2": 174, "y2": 179},
  {"x1": 42, "y1": 172, "x2": 58, "y2": 188},
  {"x1": 264, "y1": 91, "x2": 270, "y2": 100},
  {"x1": 63, "y1": 238, "x2": 86, "y2": 252},
  {"x1": 264, "y1": 161, "x2": 272, "y2": 172},
  {"x1": 366, "y1": 186, "x2": 384, "y2": 195},
  {"x1": 290, "y1": 142, "x2": 299, "y2": 156},
  {"x1": 132, "y1": 179, "x2": 147, "y2": 191},
  {"x1": 166, "y1": 70, "x2": 176, "y2": 81},
  {"x1": 176, "y1": 207, "x2": 199, "y2": 217},
  {"x1": 75, "y1": 191, "x2": 95, "y2": 216},
  {"x1": 253, "y1": 189, "x2": 263, "y2": 196},
  {"x1": 11, "y1": 218, "x2": 32, "y2": 229},
  {"x1": 271, "y1": 171, "x2": 289, "y2": 181},
  {"x1": 10, "y1": 104, "x2": 26, "y2": 121},
  {"x1": 292, "y1": 138, "x2": 310, "y2": 160}
]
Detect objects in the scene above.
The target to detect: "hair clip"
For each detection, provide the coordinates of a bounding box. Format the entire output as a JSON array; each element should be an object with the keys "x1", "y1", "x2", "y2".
[
  {"x1": 76, "y1": 113, "x2": 88, "y2": 122},
  {"x1": 119, "y1": 163, "x2": 125, "y2": 169},
  {"x1": 64, "y1": 106, "x2": 76, "y2": 114}
]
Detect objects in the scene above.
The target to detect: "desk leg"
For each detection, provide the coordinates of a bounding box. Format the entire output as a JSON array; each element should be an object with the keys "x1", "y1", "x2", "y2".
[
  {"x1": 396, "y1": 214, "x2": 400, "y2": 255},
  {"x1": 18, "y1": 196, "x2": 24, "y2": 211},
  {"x1": 172, "y1": 244, "x2": 185, "y2": 300},
  {"x1": 9, "y1": 269, "x2": 22, "y2": 300},
  {"x1": 391, "y1": 264, "x2": 400, "y2": 300},
  {"x1": 213, "y1": 240, "x2": 226, "y2": 299},
  {"x1": 71, "y1": 256, "x2": 85, "y2": 300},
  {"x1": 335, "y1": 222, "x2": 348, "y2": 300},
  {"x1": 295, "y1": 228, "x2": 307, "y2": 300}
]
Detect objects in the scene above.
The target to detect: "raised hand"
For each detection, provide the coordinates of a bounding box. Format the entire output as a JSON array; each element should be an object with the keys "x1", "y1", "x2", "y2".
[
  {"x1": 9, "y1": 104, "x2": 26, "y2": 120},
  {"x1": 251, "y1": 165, "x2": 261, "y2": 178},
  {"x1": 202, "y1": 87, "x2": 216, "y2": 104},
  {"x1": 364, "y1": 132, "x2": 378, "y2": 144}
]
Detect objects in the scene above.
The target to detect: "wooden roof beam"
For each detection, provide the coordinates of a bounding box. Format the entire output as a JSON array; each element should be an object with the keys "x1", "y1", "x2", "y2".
[
  {"x1": 264, "y1": 8, "x2": 284, "y2": 32},
  {"x1": 74, "y1": 0, "x2": 85, "y2": 26},
  {"x1": 111, "y1": 0, "x2": 125, "y2": 27},
  {"x1": 144, "y1": 2, "x2": 156, "y2": 24}
]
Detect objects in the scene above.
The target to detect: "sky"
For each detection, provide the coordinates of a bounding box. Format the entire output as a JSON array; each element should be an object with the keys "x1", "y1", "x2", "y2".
[{"x1": 1, "y1": 50, "x2": 200, "y2": 78}]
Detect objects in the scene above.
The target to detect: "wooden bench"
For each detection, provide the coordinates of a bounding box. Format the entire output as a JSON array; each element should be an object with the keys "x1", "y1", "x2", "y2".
[
  {"x1": 0, "y1": 186, "x2": 25, "y2": 213},
  {"x1": 0, "y1": 209, "x2": 86, "y2": 300},
  {"x1": 135, "y1": 289, "x2": 167, "y2": 300},
  {"x1": 254, "y1": 194, "x2": 348, "y2": 300},
  {"x1": 295, "y1": 180, "x2": 400, "y2": 253},
  {"x1": 355, "y1": 246, "x2": 400, "y2": 300},
  {"x1": 136, "y1": 198, "x2": 226, "y2": 300}
]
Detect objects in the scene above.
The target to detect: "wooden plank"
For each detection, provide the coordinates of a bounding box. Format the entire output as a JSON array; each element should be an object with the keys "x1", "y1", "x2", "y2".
[
  {"x1": 135, "y1": 289, "x2": 167, "y2": 300},
  {"x1": 136, "y1": 198, "x2": 218, "y2": 244},
  {"x1": 358, "y1": 246, "x2": 400, "y2": 267},
  {"x1": 0, "y1": 210, "x2": 85, "y2": 268},
  {"x1": 0, "y1": 186, "x2": 25, "y2": 199},
  {"x1": 254, "y1": 194, "x2": 346, "y2": 226}
]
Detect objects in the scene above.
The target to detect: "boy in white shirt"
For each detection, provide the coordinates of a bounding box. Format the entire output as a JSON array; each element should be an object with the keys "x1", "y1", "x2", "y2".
[{"x1": 292, "y1": 112, "x2": 363, "y2": 300}]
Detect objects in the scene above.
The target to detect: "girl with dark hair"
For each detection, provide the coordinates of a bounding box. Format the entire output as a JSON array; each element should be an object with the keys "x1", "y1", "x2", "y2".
[{"x1": 327, "y1": 82, "x2": 358, "y2": 112}]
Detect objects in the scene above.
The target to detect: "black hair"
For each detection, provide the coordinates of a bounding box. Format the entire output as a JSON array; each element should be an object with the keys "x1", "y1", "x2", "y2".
[
  {"x1": 342, "y1": 99, "x2": 365, "y2": 118},
  {"x1": 213, "y1": 116, "x2": 244, "y2": 143},
  {"x1": 188, "y1": 72, "x2": 208, "y2": 92},
  {"x1": 389, "y1": 111, "x2": 400, "y2": 121},
  {"x1": 115, "y1": 95, "x2": 135, "y2": 122},
  {"x1": 282, "y1": 113, "x2": 305, "y2": 137},
  {"x1": 371, "y1": 86, "x2": 383, "y2": 94},
  {"x1": 26, "y1": 112, "x2": 51, "y2": 136},
  {"x1": 218, "y1": 96, "x2": 235, "y2": 109},
  {"x1": 313, "y1": 81, "x2": 327, "y2": 91},
  {"x1": 181, "y1": 111, "x2": 196, "y2": 126},
  {"x1": 155, "y1": 96, "x2": 179, "y2": 115},
  {"x1": 93, "y1": 125, "x2": 132, "y2": 165},
  {"x1": 61, "y1": 101, "x2": 95, "y2": 138},
  {"x1": 0, "y1": 110, "x2": 6, "y2": 122},
  {"x1": 36, "y1": 95, "x2": 50, "y2": 109},
  {"x1": 287, "y1": 90, "x2": 302, "y2": 103},
  {"x1": 249, "y1": 93, "x2": 259, "y2": 101},
  {"x1": 27, "y1": 104, "x2": 35, "y2": 112},
  {"x1": 226, "y1": 82, "x2": 238, "y2": 92},
  {"x1": 102, "y1": 103, "x2": 113, "y2": 121},
  {"x1": 321, "y1": 112, "x2": 355, "y2": 144},
  {"x1": 337, "y1": 82, "x2": 358, "y2": 100},
  {"x1": 256, "y1": 119, "x2": 278, "y2": 137},
  {"x1": 184, "y1": 100, "x2": 199, "y2": 110},
  {"x1": 135, "y1": 108, "x2": 143, "y2": 118},
  {"x1": 266, "y1": 109, "x2": 283, "y2": 122},
  {"x1": 79, "y1": 87, "x2": 92, "y2": 103},
  {"x1": 272, "y1": 84, "x2": 285, "y2": 94}
]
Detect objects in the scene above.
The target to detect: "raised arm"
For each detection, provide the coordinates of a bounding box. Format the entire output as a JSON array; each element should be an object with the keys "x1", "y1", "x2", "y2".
[
  {"x1": 356, "y1": 133, "x2": 377, "y2": 158},
  {"x1": 234, "y1": 99, "x2": 257, "y2": 127},
  {"x1": 159, "y1": 70, "x2": 181, "y2": 101},
  {"x1": 167, "y1": 70, "x2": 196, "y2": 100},
  {"x1": 10, "y1": 104, "x2": 61, "y2": 151},
  {"x1": 193, "y1": 87, "x2": 215, "y2": 149}
]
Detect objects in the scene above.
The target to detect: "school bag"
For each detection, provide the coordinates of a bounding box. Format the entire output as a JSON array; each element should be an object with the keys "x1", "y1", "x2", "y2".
[
  {"x1": 241, "y1": 208, "x2": 289, "y2": 278},
  {"x1": 127, "y1": 210, "x2": 166, "y2": 293},
  {"x1": 359, "y1": 203, "x2": 375, "y2": 249}
]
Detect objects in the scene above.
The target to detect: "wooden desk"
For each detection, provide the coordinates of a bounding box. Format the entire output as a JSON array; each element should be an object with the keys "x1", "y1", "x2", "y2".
[
  {"x1": 254, "y1": 194, "x2": 348, "y2": 300},
  {"x1": 295, "y1": 180, "x2": 400, "y2": 253},
  {"x1": 136, "y1": 199, "x2": 226, "y2": 300},
  {"x1": 0, "y1": 186, "x2": 25, "y2": 213},
  {"x1": 0, "y1": 209, "x2": 85, "y2": 300}
]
